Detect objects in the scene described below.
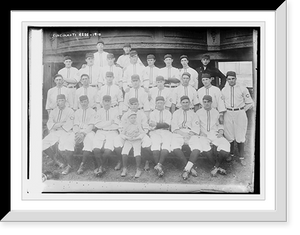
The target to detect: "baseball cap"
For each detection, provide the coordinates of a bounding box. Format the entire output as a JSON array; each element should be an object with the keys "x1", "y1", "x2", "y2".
[
  {"x1": 53, "y1": 74, "x2": 63, "y2": 80},
  {"x1": 164, "y1": 54, "x2": 173, "y2": 60},
  {"x1": 156, "y1": 96, "x2": 165, "y2": 102},
  {"x1": 180, "y1": 55, "x2": 188, "y2": 60},
  {"x1": 107, "y1": 53, "x2": 115, "y2": 59},
  {"x1": 129, "y1": 50, "x2": 138, "y2": 57},
  {"x1": 147, "y1": 54, "x2": 156, "y2": 60},
  {"x1": 202, "y1": 54, "x2": 210, "y2": 60},
  {"x1": 131, "y1": 74, "x2": 140, "y2": 81},
  {"x1": 85, "y1": 53, "x2": 94, "y2": 59},
  {"x1": 123, "y1": 43, "x2": 131, "y2": 48},
  {"x1": 102, "y1": 95, "x2": 112, "y2": 102},
  {"x1": 181, "y1": 72, "x2": 191, "y2": 78},
  {"x1": 226, "y1": 71, "x2": 237, "y2": 78},
  {"x1": 129, "y1": 97, "x2": 139, "y2": 104},
  {"x1": 202, "y1": 95, "x2": 212, "y2": 102},
  {"x1": 105, "y1": 71, "x2": 114, "y2": 77},
  {"x1": 63, "y1": 56, "x2": 72, "y2": 61},
  {"x1": 79, "y1": 95, "x2": 89, "y2": 102},
  {"x1": 156, "y1": 76, "x2": 165, "y2": 82},
  {"x1": 96, "y1": 40, "x2": 105, "y2": 45},
  {"x1": 57, "y1": 94, "x2": 66, "y2": 100},
  {"x1": 201, "y1": 73, "x2": 211, "y2": 79},
  {"x1": 180, "y1": 96, "x2": 190, "y2": 102}
]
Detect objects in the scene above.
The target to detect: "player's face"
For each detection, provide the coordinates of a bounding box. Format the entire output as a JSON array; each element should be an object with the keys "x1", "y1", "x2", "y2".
[
  {"x1": 102, "y1": 100, "x2": 111, "y2": 109},
  {"x1": 64, "y1": 59, "x2": 72, "y2": 68},
  {"x1": 201, "y1": 58, "x2": 210, "y2": 66},
  {"x1": 107, "y1": 58, "x2": 115, "y2": 66},
  {"x1": 80, "y1": 99, "x2": 89, "y2": 109},
  {"x1": 182, "y1": 75, "x2": 190, "y2": 86},
  {"x1": 86, "y1": 57, "x2": 94, "y2": 66},
  {"x1": 106, "y1": 75, "x2": 114, "y2": 84},
  {"x1": 54, "y1": 77, "x2": 64, "y2": 87},
  {"x1": 132, "y1": 79, "x2": 140, "y2": 88},
  {"x1": 227, "y1": 76, "x2": 237, "y2": 86},
  {"x1": 96, "y1": 43, "x2": 104, "y2": 50},
  {"x1": 164, "y1": 58, "x2": 173, "y2": 67},
  {"x1": 156, "y1": 80, "x2": 165, "y2": 89},
  {"x1": 57, "y1": 98, "x2": 66, "y2": 109},
  {"x1": 203, "y1": 100, "x2": 212, "y2": 110},
  {"x1": 202, "y1": 77, "x2": 212, "y2": 87},
  {"x1": 81, "y1": 75, "x2": 89, "y2": 86},
  {"x1": 147, "y1": 59, "x2": 155, "y2": 66},
  {"x1": 123, "y1": 47, "x2": 131, "y2": 54},
  {"x1": 181, "y1": 58, "x2": 188, "y2": 67},
  {"x1": 156, "y1": 100, "x2": 165, "y2": 110},
  {"x1": 181, "y1": 99, "x2": 190, "y2": 110},
  {"x1": 129, "y1": 115, "x2": 137, "y2": 124},
  {"x1": 129, "y1": 102, "x2": 139, "y2": 112},
  {"x1": 130, "y1": 55, "x2": 138, "y2": 64}
]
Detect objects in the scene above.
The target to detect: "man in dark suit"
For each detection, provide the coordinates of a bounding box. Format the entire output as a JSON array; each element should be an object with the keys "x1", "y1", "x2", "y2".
[{"x1": 196, "y1": 54, "x2": 226, "y2": 90}]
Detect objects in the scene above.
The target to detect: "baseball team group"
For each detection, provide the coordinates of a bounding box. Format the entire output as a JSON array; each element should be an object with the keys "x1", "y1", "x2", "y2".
[{"x1": 42, "y1": 40, "x2": 254, "y2": 180}]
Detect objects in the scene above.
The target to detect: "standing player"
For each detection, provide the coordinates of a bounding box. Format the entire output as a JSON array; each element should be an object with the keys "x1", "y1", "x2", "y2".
[
  {"x1": 171, "y1": 72, "x2": 200, "y2": 113},
  {"x1": 159, "y1": 54, "x2": 181, "y2": 89},
  {"x1": 221, "y1": 71, "x2": 254, "y2": 166},
  {"x1": 100, "y1": 53, "x2": 123, "y2": 88},
  {"x1": 57, "y1": 56, "x2": 79, "y2": 102},
  {"x1": 93, "y1": 40, "x2": 109, "y2": 68},
  {"x1": 45, "y1": 74, "x2": 72, "y2": 114},
  {"x1": 74, "y1": 74, "x2": 98, "y2": 110},
  {"x1": 178, "y1": 55, "x2": 198, "y2": 89},
  {"x1": 143, "y1": 54, "x2": 161, "y2": 91},
  {"x1": 96, "y1": 71, "x2": 124, "y2": 116},
  {"x1": 116, "y1": 43, "x2": 144, "y2": 69},
  {"x1": 149, "y1": 76, "x2": 172, "y2": 111},
  {"x1": 122, "y1": 50, "x2": 146, "y2": 92},
  {"x1": 148, "y1": 96, "x2": 172, "y2": 177}
]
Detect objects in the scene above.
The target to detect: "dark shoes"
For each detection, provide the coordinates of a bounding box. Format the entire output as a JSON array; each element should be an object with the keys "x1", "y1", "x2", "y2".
[
  {"x1": 182, "y1": 170, "x2": 189, "y2": 180},
  {"x1": 121, "y1": 167, "x2": 128, "y2": 177},
  {"x1": 77, "y1": 162, "x2": 85, "y2": 175},
  {"x1": 154, "y1": 163, "x2": 164, "y2": 177},
  {"x1": 61, "y1": 165, "x2": 72, "y2": 175},
  {"x1": 114, "y1": 161, "x2": 122, "y2": 171}
]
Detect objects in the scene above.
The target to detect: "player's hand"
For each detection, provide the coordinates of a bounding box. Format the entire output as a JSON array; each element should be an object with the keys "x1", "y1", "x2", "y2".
[
  {"x1": 149, "y1": 121, "x2": 156, "y2": 128},
  {"x1": 219, "y1": 115, "x2": 224, "y2": 124},
  {"x1": 217, "y1": 130, "x2": 224, "y2": 138}
]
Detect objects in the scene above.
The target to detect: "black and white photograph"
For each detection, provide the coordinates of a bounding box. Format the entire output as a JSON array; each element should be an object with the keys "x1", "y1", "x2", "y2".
[{"x1": 35, "y1": 26, "x2": 259, "y2": 193}]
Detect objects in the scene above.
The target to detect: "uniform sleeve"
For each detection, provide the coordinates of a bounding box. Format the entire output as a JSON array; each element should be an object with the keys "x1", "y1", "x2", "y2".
[
  {"x1": 140, "y1": 111, "x2": 150, "y2": 132},
  {"x1": 45, "y1": 89, "x2": 52, "y2": 110},
  {"x1": 165, "y1": 111, "x2": 172, "y2": 125},
  {"x1": 61, "y1": 109, "x2": 75, "y2": 132},
  {"x1": 242, "y1": 87, "x2": 254, "y2": 104},
  {"x1": 165, "y1": 89, "x2": 172, "y2": 108},
  {"x1": 141, "y1": 91, "x2": 151, "y2": 112},
  {"x1": 73, "y1": 110, "x2": 80, "y2": 127},
  {"x1": 171, "y1": 87, "x2": 179, "y2": 105},
  {"x1": 192, "y1": 88, "x2": 200, "y2": 105},
  {"x1": 123, "y1": 92, "x2": 129, "y2": 112},
  {"x1": 215, "y1": 88, "x2": 226, "y2": 112}
]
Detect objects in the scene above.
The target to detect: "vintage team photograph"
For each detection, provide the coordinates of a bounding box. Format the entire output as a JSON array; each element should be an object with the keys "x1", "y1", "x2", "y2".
[{"x1": 38, "y1": 26, "x2": 259, "y2": 193}]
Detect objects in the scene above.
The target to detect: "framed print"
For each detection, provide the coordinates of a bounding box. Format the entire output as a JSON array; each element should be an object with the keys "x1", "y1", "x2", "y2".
[{"x1": 5, "y1": 2, "x2": 287, "y2": 222}]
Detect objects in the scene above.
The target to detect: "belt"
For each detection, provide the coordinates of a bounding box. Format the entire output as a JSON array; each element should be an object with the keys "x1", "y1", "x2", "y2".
[
  {"x1": 98, "y1": 129, "x2": 117, "y2": 131},
  {"x1": 148, "y1": 84, "x2": 157, "y2": 88},
  {"x1": 165, "y1": 84, "x2": 179, "y2": 88},
  {"x1": 111, "y1": 104, "x2": 118, "y2": 108},
  {"x1": 90, "y1": 84, "x2": 98, "y2": 87},
  {"x1": 226, "y1": 107, "x2": 244, "y2": 111}
]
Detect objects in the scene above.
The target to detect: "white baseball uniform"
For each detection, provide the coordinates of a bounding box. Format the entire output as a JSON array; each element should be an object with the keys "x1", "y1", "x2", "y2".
[
  {"x1": 77, "y1": 64, "x2": 102, "y2": 88},
  {"x1": 170, "y1": 108, "x2": 200, "y2": 150},
  {"x1": 197, "y1": 85, "x2": 226, "y2": 112},
  {"x1": 221, "y1": 83, "x2": 254, "y2": 143},
  {"x1": 74, "y1": 86, "x2": 98, "y2": 110},
  {"x1": 179, "y1": 66, "x2": 199, "y2": 89},
  {"x1": 149, "y1": 109, "x2": 173, "y2": 152},
  {"x1": 159, "y1": 66, "x2": 180, "y2": 88},
  {"x1": 62, "y1": 107, "x2": 96, "y2": 152},
  {"x1": 149, "y1": 87, "x2": 172, "y2": 110},
  {"x1": 96, "y1": 84, "x2": 124, "y2": 115},
  {"x1": 143, "y1": 65, "x2": 161, "y2": 88},
  {"x1": 195, "y1": 107, "x2": 230, "y2": 152},
  {"x1": 122, "y1": 63, "x2": 146, "y2": 90},
  {"x1": 93, "y1": 107, "x2": 120, "y2": 151},
  {"x1": 58, "y1": 67, "x2": 80, "y2": 86},
  {"x1": 172, "y1": 85, "x2": 199, "y2": 109},
  {"x1": 45, "y1": 86, "x2": 72, "y2": 110},
  {"x1": 116, "y1": 54, "x2": 144, "y2": 69},
  {"x1": 43, "y1": 106, "x2": 74, "y2": 151},
  {"x1": 123, "y1": 87, "x2": 151, "y2": 112},
  {"x1": 93, "y1": 51, "x2": 109, "y2": 68}
]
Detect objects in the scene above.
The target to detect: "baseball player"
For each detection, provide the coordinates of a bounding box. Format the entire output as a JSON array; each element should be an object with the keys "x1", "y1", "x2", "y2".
[
  {"x1": 170, "y1": 96, "x2": 200, "y2": 180},
  {"x1": 92, "y1": 95, "x2": 121, "y2": 177},
  {"x1": 57, "y1": 55, "x2": 80, "y2": 102},
  {"x1": 196, "y1": 54, "x2": 226, "y2": 89},
  {"x1": 42, "y1": 94, "x2": 74, "y2": 171},
  {"x1": 96, "y1": 71, "x2": 124, "y2": 116},
  {"x1": 116, "y1": 43, "x2": 144, "y2": 70},
  {"x1": 221, "y1": 71, "x2": 254, "y2": 166},
  {"x1": 123, "y1": 74, "x2": 151, "y2": 117},
  {"x1": 143, "y1": 54, "x2": 161, "y2": 91},
  {"x1": 178, "y1": 55, "x2": 198, "y2": 89},
  {"x1": 148, "y1": 96, "x2": 172, "y2": 177},
  {"x1": 60, "y1": 95, "x2": 96, "y2": 175},
  {"x1": 149, "y1": 76, "x2": 172, "y2": 111},
  {"x1": 114, "y1": 97, "x2": 152, "y2": 172},
  {"x1": 197, "y1": 73, "x2": 226, "y2": 120},
  {"x1": 93, "y1": 40, "x2": 109, "y2": 68},
  {"x1": 196, "y1": 95, "x2": 230, "y2": 177},
  {"x1": 77, "y1": 53, "x2": 103, "y2": 89},
  {"x1": 122, "y1": 50, "x2": 146, "y2": 92},
  {"x1": 119, "y1": 111, "x2": 146, "y2": 178},
  {"x1": 171, "y1": 72, "x2": 200, "y2": 113},
  {"x1": 159, "y1": 54, "x2": 181, "y2": 89},
  {"x1": 100, "y1": 53, "x2": 123, "y2": 88},
  {"x1": 74, "y1": 74, "x2": 98, "y2": 110},
  {"x1": 45, "y1": 74, "x2": 72, "y2": 114}
]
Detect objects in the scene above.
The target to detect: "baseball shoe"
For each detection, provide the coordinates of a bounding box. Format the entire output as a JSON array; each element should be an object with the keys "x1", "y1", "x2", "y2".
[
  {"x1": 114, "y1": 161, "x2": 122, "y2": 171},
  {"x1": 190, "y1": 168, "x2": 198, "y2": 177},
  {"x1": 144, "y1": 160, "x2": 150, "y2": 171},
  {"x1": 121, "y1": 167, "x2": 128, "y2": 177},
  {"x1": 61, "y1": 165, "x2": 72, "y2": 175},
  {"x1": 154, "y1": 163, "x2": 164, "y2": 177},
  {"x1": 239, "y1": 157, "x2": 246, "y2": 166},
  {"x1": 210, "y1": 166, "x2": 219, "y2": 177},
  {"x1": 76, "y1": 162, "x2": 85, "y2": 175},
  {"x1": 218, "y1": 167, "x2": 227, "y2": 175},
  {"x1": 134, "y1": 168, "x2": 143, "y2": 178},
  {"x1": 226, "y1": 154, "x2": 234, "y2": 162},
  {"x1": 182, "y1": 170, "x2": 189, "y2": 180}
]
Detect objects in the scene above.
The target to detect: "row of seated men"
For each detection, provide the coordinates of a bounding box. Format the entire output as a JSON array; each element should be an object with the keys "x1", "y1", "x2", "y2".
[{"x1": 43, "y1": 69, "x2": 254, "y2": 180}]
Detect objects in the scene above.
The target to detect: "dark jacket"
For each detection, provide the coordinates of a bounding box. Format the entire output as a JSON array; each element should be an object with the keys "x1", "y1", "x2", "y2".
[{"x1": 196, "y1": 64, "x2": 226, "y2": 90}]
